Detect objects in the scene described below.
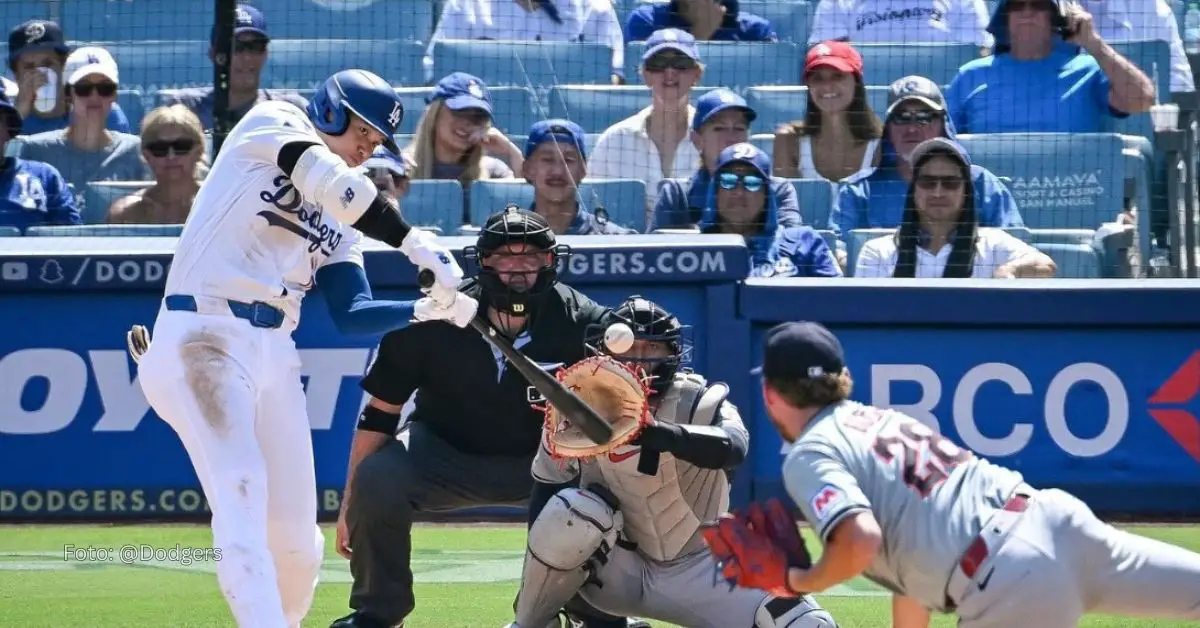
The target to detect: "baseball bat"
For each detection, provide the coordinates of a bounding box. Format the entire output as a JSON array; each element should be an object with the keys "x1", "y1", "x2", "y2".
[{"x1": 418, "y1": 269, "x2": 615, "y2": 444}]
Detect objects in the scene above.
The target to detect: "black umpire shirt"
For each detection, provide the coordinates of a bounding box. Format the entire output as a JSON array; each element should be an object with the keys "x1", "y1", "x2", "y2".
[{"x1": 360, "y1": 279, "x2": 613, "y2": 457}]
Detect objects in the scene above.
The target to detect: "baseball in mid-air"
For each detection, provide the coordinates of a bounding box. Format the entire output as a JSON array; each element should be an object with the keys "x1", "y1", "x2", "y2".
[{"x1": 604, "y1": 322, "x2": 636, "y2": 354}]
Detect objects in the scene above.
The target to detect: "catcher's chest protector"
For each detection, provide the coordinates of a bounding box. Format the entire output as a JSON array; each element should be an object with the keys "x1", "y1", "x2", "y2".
[{"x1": 583, "y1": 373, "x2": 732, "y2": 562}]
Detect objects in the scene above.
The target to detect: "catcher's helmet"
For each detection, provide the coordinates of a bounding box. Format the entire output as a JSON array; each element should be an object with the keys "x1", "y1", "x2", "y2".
[
  {"x1": 307, "y1": 69, "x2": 403, "y2": 154},
  {"x1": 464, "y1": 205, "x2": 570, "y2": 316},
  {"x1": 589, "y1": 296, "x2": 692, "y2": 396}
]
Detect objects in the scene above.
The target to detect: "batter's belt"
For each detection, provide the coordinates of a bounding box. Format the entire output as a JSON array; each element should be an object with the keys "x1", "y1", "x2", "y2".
[{"x1": 945, "y1": 483, "x2": 1037, "y2": 609}]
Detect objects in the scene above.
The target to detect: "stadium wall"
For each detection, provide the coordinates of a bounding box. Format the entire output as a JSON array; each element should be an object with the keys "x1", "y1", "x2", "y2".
[{"x1": 0, "y1": 236, "x2": 1198, "y2": 522}]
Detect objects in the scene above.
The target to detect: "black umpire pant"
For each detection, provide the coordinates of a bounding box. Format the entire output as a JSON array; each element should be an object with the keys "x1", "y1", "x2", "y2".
[{"x1": 345, "y1": 421, "x2": 626, "y2": 625}]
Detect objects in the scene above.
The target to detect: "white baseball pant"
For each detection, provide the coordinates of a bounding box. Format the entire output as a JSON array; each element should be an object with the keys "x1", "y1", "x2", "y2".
[{"x1": 137, "y1": 304, "x2": 324, "y2": 628}]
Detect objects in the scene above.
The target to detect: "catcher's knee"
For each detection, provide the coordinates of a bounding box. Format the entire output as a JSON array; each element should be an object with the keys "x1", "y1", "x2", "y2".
[
  {"x1": 529, "y1": 485, "x2": 623, "y2": 571},
  {"x1": 754, "y1": 596, "x2": 838, "y2": 628}
]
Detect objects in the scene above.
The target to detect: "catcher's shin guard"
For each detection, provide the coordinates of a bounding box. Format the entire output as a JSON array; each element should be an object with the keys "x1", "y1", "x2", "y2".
[
  {"x1": 514, "y1": 487, "x2": 623, "y2": 628},
  {"x1": 755, "y1": 596, "x2": 838, "y2": 628}
]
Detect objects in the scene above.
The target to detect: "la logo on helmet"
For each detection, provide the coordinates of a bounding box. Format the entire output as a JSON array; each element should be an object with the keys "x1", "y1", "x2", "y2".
[{"x1": 387, "y1": 102, "x2": 402, "y2": 128}]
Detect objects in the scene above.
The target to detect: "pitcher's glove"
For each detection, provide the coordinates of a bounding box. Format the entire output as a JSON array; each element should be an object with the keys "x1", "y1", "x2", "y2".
[
  {"x1": 700, "y1": 498, "x2": 813, "y2": 598},
  {"x1": 126, "y1": 324, "x2": 151, "y2": 364},
  {"x1": 542, "y1": 355, "x2": 653, "y2": 460}
]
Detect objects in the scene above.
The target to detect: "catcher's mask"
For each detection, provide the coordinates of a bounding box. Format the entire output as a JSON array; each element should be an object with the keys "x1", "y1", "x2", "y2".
[
  {"x1": 464, "y1": 204, "x2": 570, "y2": 316},
  {"x1": 586, "y1": 295, "x2": 693, "y2": 396}
]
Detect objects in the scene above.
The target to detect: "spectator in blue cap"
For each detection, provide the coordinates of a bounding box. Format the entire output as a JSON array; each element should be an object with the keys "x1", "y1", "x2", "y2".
[
  {"x1": 625, "y1": 0, "x2": 777, "y2": 43},
  {"x1": 161, "y1": 3, "x2": 309, "y2": 131},
  {"x1": 7, "y1": 19, "x2": 131, "y2": 135},
  {"x1": 403, "y1": 72, "x2": 520, "y2": 222},
  {"x1": 700, "y1": 143, "x2": 840, "y2": 278},
  {"x1": 523, "y1": 119, "x2": 635, "y2": 235},
  {"x1": 362, "y1": 146, "x2": 412, "y2": 203},
  {"x1": 0, "y1": 87, "x2": 80, "y2": 232},
  {"x1": 589, "y1": 28, "x2": 704, "y2": 218},
  {"x1": 854, "y1": 137, "x2": 1054, "y2": 278},
  {"x1": 944, "y1": 0, "x2": 1154, "y2": 133},
  {"x1": 653, "y1": 88, "x2": 802, "y2": 231}
]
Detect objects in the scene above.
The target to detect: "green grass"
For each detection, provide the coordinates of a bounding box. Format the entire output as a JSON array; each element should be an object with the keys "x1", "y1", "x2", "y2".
[{"x1": 0, "y1": 523, "x2": 1197, "y2": 627}]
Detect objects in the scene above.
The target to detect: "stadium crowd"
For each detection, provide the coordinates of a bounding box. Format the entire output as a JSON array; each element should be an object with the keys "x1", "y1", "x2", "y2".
[{"x1": 0, "y1": 0, "x2": 1191, "y2": 279}]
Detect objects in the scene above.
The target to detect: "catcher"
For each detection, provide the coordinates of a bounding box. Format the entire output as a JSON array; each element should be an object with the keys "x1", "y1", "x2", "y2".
[{"x1": 505, "y1": 297, "x2": 838, "y2": 628}]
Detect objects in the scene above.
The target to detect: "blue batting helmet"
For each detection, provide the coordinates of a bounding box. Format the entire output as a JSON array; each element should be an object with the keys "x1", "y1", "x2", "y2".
[{"x1": 307, "y1": 69, "x2": 403, "y2": 154}]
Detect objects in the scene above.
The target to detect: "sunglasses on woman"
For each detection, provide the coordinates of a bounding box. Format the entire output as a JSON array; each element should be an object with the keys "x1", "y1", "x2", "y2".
[
  {"x1": 718, "y1": 172, "x2": 766, "y2": 193},
  {"x1": 145, "y1": 138, "x2": 197, "y2": 157},
  {"x1": 890, "y1": 110, "x2": 943, "y2": 127},
  {"x1": 1006, "y1": 0, "x2": 1053, "y2": 12},
  {"x1": 916, "y1": 174, "x2": 965, "y2": 191},
  {"x1": 643, "y1": 54, "x2": 697, "y2": 73},
  {"x1": 71, "y1": 82, "x2": 117, "y2": 98}
]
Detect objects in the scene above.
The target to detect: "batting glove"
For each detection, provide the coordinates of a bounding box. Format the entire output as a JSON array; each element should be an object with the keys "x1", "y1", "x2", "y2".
[
  {"x1": 399, "y1": 228, "x2": 463, "y2": 298},
  {"x1": 414, "y1": 292, "x2": 478, "y2": 328}
]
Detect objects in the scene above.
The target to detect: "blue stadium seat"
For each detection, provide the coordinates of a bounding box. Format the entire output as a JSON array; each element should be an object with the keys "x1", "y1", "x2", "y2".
[
  {"x1": 24, "y1": 224, "x2": 184, "y2": 236},
  {"x1": 61, "y1": 0, "x2": 212, "y2": 41},
  {"x1": 1034, "y1": 242, "x2": 1103, "y2": 278},
  {"x1": 246, "y1": 0, "x2": 435, "y2": 42},
  {"x1": 748, "y1": 133, "x2": 774, "y2": 156},
  {"x1": 853, "y1": 43, "x2": 982, "y2": 87},
  {"x1": 101, "y1": 41, "x2": 212, "y2": 90},
  {"x1": 0, "y1": 225, "x2": 22, "y2": 236},
  {"x1": 402, "y1": 180, "x2": 465, "y2": 235},
  {"x1": 430, "y1": 41, "x2": 614, "y2": 89},
  {"x1": 786, "y1": 178, "x2": 836, "y2": 228},
  {"x1": 741, "y1": 0, "x2": 813, "y2": 44},
  {"x1": 395, "y1": 86, "x2": 538, "y2": 135},
  {"x1": 625, "y1": 42, "x2": 803, "y2": 89},
  {"x1": 955, "y1": 133, "x2": 1127, "y2": 231},
  {"x1": 744, "y1": 86, "x2": 807, "y2": 133},
  {"x1": 468, "y1": 180, "x2": 648, "y2": 231},
  {"x1": 117, "y1": 90, "x2": 147, "y2": 131},
  {"x1": 547, "y1": 85, "x2": 720, "y2": 133},
  {"x1": 261, "y1": 40, "x2": 426, "y2": 89}
]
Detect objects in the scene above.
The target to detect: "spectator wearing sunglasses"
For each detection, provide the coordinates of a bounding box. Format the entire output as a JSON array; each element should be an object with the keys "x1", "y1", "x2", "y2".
[
  {"x1": 0, "y1": 87, "x2": 80, "y2": 232},
  {"x1": 652, "y1": 88, "x2": 801, "y2": 231},
  {"x1": 160, "y1": 4, "x2": 308, "y2": 132},
  {"x1": 107, "y1": 105, "x2": 206, "y2": 225},
  {"x1": 625, "y1": 0, "x2": 778, "y2": 43},
  {"x1": 6, "y1": 20, "x2": 132, "y2": 136},
  {"x1": 523, "y1": 119, "x2": 635, "y2": 235},
  {"x1": 10, "y1": 46, "x2": 147, "y2": 224},
  {"x1": 589, "y1": 28, "x2": 703, "y2": 222},
  {"x1": 945, "y1": 0, "x2": 1155, "y2": 134},
  {"x1": 700, "y1": 143, "x2": 841, "y2": 278},
  {"x1": 362, "y1": 147, "x2": 412, "y2": 203},
  {"x1": 832, "y1": 76, "x2": 1021, "y2": 266},
  {"x1": 855, "y1": 138, "x2": 1055, "y2": 278}
]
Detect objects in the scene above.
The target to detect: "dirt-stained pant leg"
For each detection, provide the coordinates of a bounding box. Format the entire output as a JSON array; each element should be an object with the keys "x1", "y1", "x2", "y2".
[
  {"x1": 1050, "y1": 489, "x2": 1200, "y2": 620},
  {"x1": 582, "y1": 547, "x2": 834, "y2": 628},
  {"x1": 255, "y1": 334, "x2": 324, "y2": 628},
  {"x1": 137, "y1": 311, "x2": 288, "y2": 628}
]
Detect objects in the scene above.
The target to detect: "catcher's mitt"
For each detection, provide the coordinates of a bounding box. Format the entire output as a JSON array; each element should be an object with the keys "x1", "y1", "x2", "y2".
[
  {"x1": 700, "y1": 498, "x2": 813, "y2": 598},
  {"x1": 542, "y1": 355, "x2": 653, "y2": 460},
  {"x1": 127, "y1": 324, "x2": 151, "y2": 364}
]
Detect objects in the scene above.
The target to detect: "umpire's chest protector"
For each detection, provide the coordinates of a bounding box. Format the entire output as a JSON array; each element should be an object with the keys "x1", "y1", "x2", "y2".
[{"x1": 583, "y1": 373, "x2": 731, "y2": 563}]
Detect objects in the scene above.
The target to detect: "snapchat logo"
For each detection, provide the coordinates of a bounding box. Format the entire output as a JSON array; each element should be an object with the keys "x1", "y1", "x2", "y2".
[{"x1": 40, "y1": 259, "x2": 64, "y2": 284}]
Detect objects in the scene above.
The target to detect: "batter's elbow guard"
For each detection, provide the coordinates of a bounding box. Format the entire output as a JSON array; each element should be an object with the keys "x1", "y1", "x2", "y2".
[
  {"x1": 352, "y1": 193, "x2": 412, "y2": 249},
  {"x1": 356, "y1": 404, "x2": 401, "y2": 435}
]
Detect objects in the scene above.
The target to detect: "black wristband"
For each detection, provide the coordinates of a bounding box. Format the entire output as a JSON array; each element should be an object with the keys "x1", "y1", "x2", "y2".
[
  {"x1": 352, "y1": 192, "x2": 412, "y2": 248},
  {"x1": 356, "y1": 404, "x2": 401, "y2": 434}
]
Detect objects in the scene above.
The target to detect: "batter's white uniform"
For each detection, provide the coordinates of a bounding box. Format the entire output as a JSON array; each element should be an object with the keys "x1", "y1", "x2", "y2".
[{"x1": 136, "y1": 101, "x2": 378, "y2": 628}]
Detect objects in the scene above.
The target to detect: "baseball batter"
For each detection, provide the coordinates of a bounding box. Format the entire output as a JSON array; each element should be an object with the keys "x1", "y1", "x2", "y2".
[
  {"x1": 131, "y1": 69, "x2": 476, "y2": 628},
  {"x1": 506, "y1": 298, "x2": 837, "y2": 628},
  {"x1": 753, "y1": 321, "x2": 1200, "y2": 627}
]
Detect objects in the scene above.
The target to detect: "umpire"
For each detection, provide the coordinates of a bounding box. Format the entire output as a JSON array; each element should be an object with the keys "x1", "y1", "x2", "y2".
[{"x1": 331, "y1": 206, "x2": 647, "y2": 628}]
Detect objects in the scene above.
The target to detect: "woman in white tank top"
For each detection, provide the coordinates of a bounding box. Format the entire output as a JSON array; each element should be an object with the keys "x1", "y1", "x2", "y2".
[{"x1": 772, "y1": 41, "x2": 883, "y2": 182}]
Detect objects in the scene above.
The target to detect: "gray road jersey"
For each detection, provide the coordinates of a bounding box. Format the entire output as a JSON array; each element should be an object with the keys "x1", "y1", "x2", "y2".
[
  {"x1": 782, "y1": 400, "x2": 1025, "y2": 611},
  {"x1": 531, "y1": 371, "x2": 745, "y2": 562}
]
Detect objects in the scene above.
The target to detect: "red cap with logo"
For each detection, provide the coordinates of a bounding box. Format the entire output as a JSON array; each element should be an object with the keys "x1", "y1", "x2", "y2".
[{"x1": 803, "y1": 41, "x2": 864, "y2": 79}]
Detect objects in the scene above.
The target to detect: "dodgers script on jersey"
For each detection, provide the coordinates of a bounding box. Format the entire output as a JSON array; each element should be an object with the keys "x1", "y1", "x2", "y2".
[
  {"x1": 165, "y1": 101, "x2": 364, "y2": 328},
  {"x1": 781, "y1": 400, "x2": 1025, "y2": 611},
  {"x1": 532, "y1": 372, "x2": 738, "y2": 562}
]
